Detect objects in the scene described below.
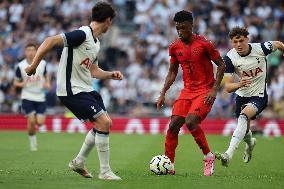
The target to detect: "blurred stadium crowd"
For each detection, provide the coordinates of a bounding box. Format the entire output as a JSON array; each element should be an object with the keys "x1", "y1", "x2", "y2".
[{"x1": 0, "y1": 0, "x2": 284, "y2": 118}]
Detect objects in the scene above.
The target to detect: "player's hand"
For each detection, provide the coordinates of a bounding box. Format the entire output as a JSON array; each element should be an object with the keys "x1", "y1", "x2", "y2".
[
  {"x1": 25, "y1": 66, "x2": 36, "y2": 76},
  {"x1": 43, "y1": 82, "x2": 51, "y2": 91},
  {"x1": 157, "y1": 94, "x2": 165, "y2": 111},
  {"x1": 239, "y1": 77, "x2": 252, "y2": 88},
  {"x1": 156, "y1": 94, "x2": 165, "y2": 111},
  {"x1": 111, "y1": 71, "x2": 123, "y2": 80},
  {"x1": 204, "y1": 88, "x2": 217, "y2": 105}
]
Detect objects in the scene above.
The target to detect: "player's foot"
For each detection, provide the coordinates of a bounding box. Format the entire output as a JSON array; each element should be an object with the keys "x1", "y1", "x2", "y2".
[
  {"x1": 216, "y1": 152, "x2": 230, "y2": 167},
  {"x1": 98, "y1": 170, "x2": 121, "y2": 180},
  {"x1": 169, "y1": 164, "x2": 175, "y2": 175},
  {"x1": 203, "y1": 154, "x2": 215, "y2": 176},
  {"x1": 30, "y1": 144, "x2": 38, "y2": 151},
  {"x1": 68, "y1": 159, "x2": 93, "y2": 178},
  {"x1": 243, "y1": 138, "x2": 256, "y2": 163}
]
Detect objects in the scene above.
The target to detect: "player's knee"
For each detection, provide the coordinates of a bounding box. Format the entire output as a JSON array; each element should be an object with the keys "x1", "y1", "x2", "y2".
[
  {"x1": 28, "y1": 119, "x2": 36, "y2": 127},
  {"x1": 185, "y1": 115, "x2": 199, "y2": 130},
  {"x1": 168, "y1": 123, "x2": 180, "y2": 134},
  {"x1": 28, "y1": 127, "x2": 36, "y2": 135},
  {"x1": 100, "y1": 118, "x2": 112, "y2": 129},
  {"x1": 36, "y1": 119, "x2": 45, "y2": 126}
]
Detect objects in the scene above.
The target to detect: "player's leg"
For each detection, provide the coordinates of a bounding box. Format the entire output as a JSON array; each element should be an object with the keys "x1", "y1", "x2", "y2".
[
  {"x1": 58, "y1": 93, "x2": 98, "y2": 178},
  {"x1": 167, "y1": 99, "x2": 188, "y2": 175},
  {"x1": 27, "y1": 113, "x2": 38, "y2": 151},
  {"x1": 22, "y1": 99, "x2": 38, "y2": 151},
  {"x1": 165, "y1": 115, "x2": 185, "y2": 175},
  {"x1": 242, "y1": 97, "x2": 267, "y2": 163},
  {"x1": 185, "y1": 94, "x2": 215, "y2": 176},
  {"x1": 223, "y1": 105, "x2": 256, "y2": 161},
  {"x1": 35, "y1": 101, "x2": 46, "y2": 127},
  {"x1": 92, "y1": 113, "x2": 121, "y2": 180},
  {"x1": 218, "y1": 95, "x2": 264, "y2": 166}
]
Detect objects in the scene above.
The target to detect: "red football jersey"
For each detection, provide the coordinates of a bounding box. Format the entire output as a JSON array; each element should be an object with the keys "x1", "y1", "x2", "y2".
[{"x1": 169, "y1": 34, "x2": 220, "y2": 93}]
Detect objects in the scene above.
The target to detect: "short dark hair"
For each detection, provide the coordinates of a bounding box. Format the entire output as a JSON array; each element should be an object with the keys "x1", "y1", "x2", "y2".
[
  {"x1": 173, "y1": 10, "x2": 193, "y2": 23},
  {"x1": 229, "y1": 26, "x2": 249, "y2": 39},
  {"x1": 92, "y1": 1, "x2": 116, "y2": 22},
  {"x1": 25, "y1": 42, "x2": 37, "y2": 49}
]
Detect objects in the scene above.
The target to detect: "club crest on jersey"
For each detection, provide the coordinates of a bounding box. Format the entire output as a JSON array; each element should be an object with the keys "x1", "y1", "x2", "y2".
[
  {"x1": 80, "y1": 58, "x2": 91, "y2": 69},
  {"x1": 242, "y1": 67, "x2": 263, "y2": 77},
  {"x1": 192, "y1": 48, "x2": 199, "y2": 54}
]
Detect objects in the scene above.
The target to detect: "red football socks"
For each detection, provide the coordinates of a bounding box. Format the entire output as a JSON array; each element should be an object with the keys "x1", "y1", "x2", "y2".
[
  {"x1": 190, "y1": 126, "x2": 210, "y2": 155},
  {"x1": 165, "y1": 130, "x2": 178, "y2": 163}
]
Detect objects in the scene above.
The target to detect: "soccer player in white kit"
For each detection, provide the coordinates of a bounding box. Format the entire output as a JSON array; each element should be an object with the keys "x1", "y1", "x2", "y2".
[
  {"x1": 216, "y1": 27, "x2": 284, "y2": 167},
  {"x1": 25, "y1": 2, "x2": 123, "y2": 180},
  {"x1": 14, "y1": 43, "x2": 50, "y2": 151}
]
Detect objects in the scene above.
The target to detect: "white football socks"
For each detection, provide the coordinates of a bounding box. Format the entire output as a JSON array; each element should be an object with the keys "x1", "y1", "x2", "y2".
[
  {"x1": 75, "y1": 130, "x2": 96, "y2": 163},
  {"x1": 29, "y1": 134, "x2": 37, "y2": 151},
  {"x1": 95, "y1": 133, "x2": 111, "y2": 174},
  {"x1": 225, "y1": 114, "x2": 248, "y2": 159},
  {"x1": 243, "y1": 130, "x2": 253, "y2": 146}
]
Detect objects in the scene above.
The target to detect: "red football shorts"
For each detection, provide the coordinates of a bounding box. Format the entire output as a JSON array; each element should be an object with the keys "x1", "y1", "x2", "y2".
[{"x1": 172, "y1": 92, "x2": 214, "y2": 121}]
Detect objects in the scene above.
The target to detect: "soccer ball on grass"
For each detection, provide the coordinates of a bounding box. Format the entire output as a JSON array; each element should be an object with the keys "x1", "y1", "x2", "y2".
[{"x1": 149, "y1": 155, "x2": 172, "y2": 175}]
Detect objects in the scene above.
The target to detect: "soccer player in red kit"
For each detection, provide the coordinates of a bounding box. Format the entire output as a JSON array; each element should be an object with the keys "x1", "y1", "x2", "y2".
[{"x1": 157, "y1": 10, "x2": 225, "y2": 176}]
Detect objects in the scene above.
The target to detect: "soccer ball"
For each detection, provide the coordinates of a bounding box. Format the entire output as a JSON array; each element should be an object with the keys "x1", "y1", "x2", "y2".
[{"x1": 149, "y1": 155, "x2": 172, "y2": 175}]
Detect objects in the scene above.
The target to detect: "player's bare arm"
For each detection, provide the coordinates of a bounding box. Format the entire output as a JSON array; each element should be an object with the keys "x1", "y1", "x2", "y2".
[
  {"x1": 223, "y1": 74, "x2": 251, "y2": 93},
  {"x1": 13, "y1": 78, "x2": 26, "y2": 88},
  {"x1": 271, "y1": 41, "x2": 284, "y2": 54},
  {"x1": 157, "y1": 62, "x2": 179, "y2": 110},
  {"x1": 25, "y1": 35, "x2": 64, "y2": 76},
  {"x1": 204, "y1": 57, "x2": 225, "y2": 105},
  {"x1": 43, "y1": 74, "x2": 51, "y2": 91},
  {"x1": 90, "y1": 63, "x2": 123, "y2": 80}
]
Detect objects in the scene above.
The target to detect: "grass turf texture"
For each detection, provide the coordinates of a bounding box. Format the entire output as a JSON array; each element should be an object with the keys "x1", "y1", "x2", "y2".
[{"x1": 0, "y1": 131, "x2": 283, "y2": 189}]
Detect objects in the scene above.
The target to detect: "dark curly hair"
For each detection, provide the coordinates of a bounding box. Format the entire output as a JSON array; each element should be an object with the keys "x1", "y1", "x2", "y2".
[
  {"x1": 173, "y1": 10, "x2": 193, "y2": 23},
  {"x1": 92, "y1": 1, "x2": 116, "y2": 22},
  {"x1": 229, "y1": 26, "x2": 249, "y2": 39}
]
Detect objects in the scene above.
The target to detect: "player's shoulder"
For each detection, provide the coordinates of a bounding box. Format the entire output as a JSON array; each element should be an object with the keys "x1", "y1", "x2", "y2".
[
  {"x1": 169, "y1": 39, "x2": 181, "y2": 49},
  {"x1": 40, "y1": 59, "x2": 47, "y2": 66},
  {"x1": 249, "y1": 41, "x2": 273, "y2": 55},
  {"x1": 193, "y1": 34, "x2": 209, "y2": 42},
  {"x1": 77, "y1": 26, "x2": 91, "y2": 38},
  {"x1": 226, "y1": 48, "x2": 238, "y2": 59},
  {"x1": 192, "y1": 34, "x2": 213, "y2": 46},
  {"x1": 17, "y1": 59, "x2": 28, "y2": 67},
  {"x1": 78, "y1": 25, "x2": 90, "y2": 32}
]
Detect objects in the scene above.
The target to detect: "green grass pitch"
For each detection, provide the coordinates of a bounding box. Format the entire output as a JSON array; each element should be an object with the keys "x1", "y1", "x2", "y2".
[{"x1": 0, "y1": 131, "x2": 283, "y2": 189}]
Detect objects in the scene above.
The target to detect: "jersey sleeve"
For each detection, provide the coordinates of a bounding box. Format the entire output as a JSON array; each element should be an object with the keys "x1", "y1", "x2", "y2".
[
  {"x1": 260, "y1": 41, "x2": 273, "y2": 56},
  {"x1": 61, "y1": 30, "x2": 86, "y2": 47},
  {"x1": 15, "y1": 66, "x2": 22, "y2": 81},
  {"x1": 169, "y1": 45, "x2": 178, "y2": 64},
  {"x1": 204, "y1": 40, "x2": 221, "y2": 61},
  {"x1": 224, "y1": 55, "x2": 235, "y2": 76}
]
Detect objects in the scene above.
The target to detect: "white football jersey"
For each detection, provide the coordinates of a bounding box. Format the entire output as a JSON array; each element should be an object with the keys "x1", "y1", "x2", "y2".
[
  {"x1": 15, "y1": 59, "x2": 47, "y2": 102},
  {"x1": 57, "y1": 26, "x2": 100, "y2": 96},
  {"x1": 224, "y1": 42, "x2": 273, "y2": 97}
]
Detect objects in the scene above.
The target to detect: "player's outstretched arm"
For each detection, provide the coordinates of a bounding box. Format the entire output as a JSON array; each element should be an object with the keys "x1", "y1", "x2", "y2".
[
  {"x1": 25, "y1": 35, "x2": 64, "y2": 76},
  {"x1": 90, "y1": 64, "x2": 123, "y2": 80},
  {"x1": 157, "y1": 63, "x2": 179, "y2": 111},
  {"x1": 271, "y1": 41, "x2": 284, "y2": 53}
]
